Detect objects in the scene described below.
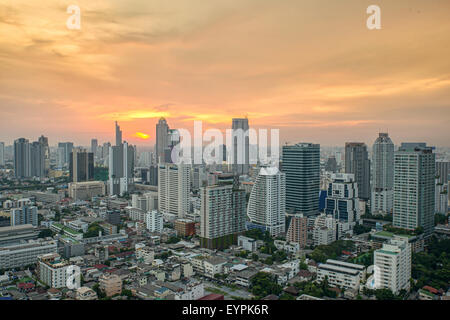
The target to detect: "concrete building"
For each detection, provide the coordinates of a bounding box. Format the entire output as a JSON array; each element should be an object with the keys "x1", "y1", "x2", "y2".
[
  {"x1": 231, "y1": 118, "x2": 250, "y2": 175},
  {"x1": 393, "y1": 143, "x2": 435, "y2": 236},
  {"x1": 38, "y1": 253, "x2": 79, "y2": 289},
  {"x1": 69, "y1": 148, "x2": 94, "y2": 183},
  {"x1": 285, "y1": 214, "x2": 307, "y2": 248},
  {"x1": 174, "y1": 219, "x2": 196, "y2": 237},
  {"x1": 200, "y1": 176, "x2": 246, "y2": 250},
  {"x1": 76, "y1": 287, "x2": 98, "y2": 300},
  {"x1": 317, "y1": 259, "x2": 365, "y2": 291},
  {"x1": 436, "y1": 160, "x2": 450, "y2": 184},
  {"x1": 0, "y1": 240, "x2": 58, "y2": 269},
  {"x1": 57, "y1": 142, "x2": 74, "y2": 169},
  {"x1": 237, "y1": 235, "x2": 258, "y2": 252},
  {"x1": 374, "y1": 237, "x2": 411, "y2": 294},
  {"x1": 325, "y1": 173, "x2": 360, "y2": 224},
  {"x1": 0, "y1": 224, "x2": 39, "y2": 246},
  {"x1": 68, "y1": 181, "x2": 105, "y2": 201},
  {"x1": 247, "y1": 167, "x2": 286, "y2": 237},
  {"x1": 11, "y1": 206, "x2": 38, "y2": 227},
  {"x1": 371, "y1": 133, "x2": 395, "y2": 215},
  {"x1": 108, "y1": 141, "x2": 135, "y2": 196},
  {"x1": 345, "y1": 142, "x2": 370, "y2": 201},
  {"x1": 145, "y1": 210, "x2": 163, "y2": 233},
  {"x1": 158, "y1": 164, "x2": 190, "y2": 218},
  {"x1": 99, "y1": 273, "x2": 122, "y2": 297}
]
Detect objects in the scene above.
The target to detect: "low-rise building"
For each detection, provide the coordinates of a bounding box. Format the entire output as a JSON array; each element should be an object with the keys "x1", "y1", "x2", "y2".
[{"x1": 99, "y1": 273, "x2": 122, "y2": 297}]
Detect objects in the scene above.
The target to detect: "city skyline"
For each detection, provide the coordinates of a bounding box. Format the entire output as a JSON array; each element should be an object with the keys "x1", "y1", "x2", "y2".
[{"x1": 1, "y1": 0, "x2": 450, "y2": 146}]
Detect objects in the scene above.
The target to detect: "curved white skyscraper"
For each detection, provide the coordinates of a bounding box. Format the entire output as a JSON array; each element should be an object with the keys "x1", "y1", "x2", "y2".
[
  {"x1": 247, "y1": 167, "x2": 285, "y2": 237},
  {"x1": 371, "y1": 133, "x2": 394, "y2": 215}
]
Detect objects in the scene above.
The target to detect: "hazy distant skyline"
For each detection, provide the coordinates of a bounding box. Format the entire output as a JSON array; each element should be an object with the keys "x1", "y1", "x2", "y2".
[{"x1": 1, "y1": 0, "x2": 449, "y2": 146}]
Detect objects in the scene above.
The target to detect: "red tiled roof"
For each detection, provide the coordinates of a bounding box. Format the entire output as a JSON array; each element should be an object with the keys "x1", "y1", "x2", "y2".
[
  {"x1": 93, "y1": 264, "x2": 108, "y2": 269},
  {"x1": 423, "y1": 286, "x2": 439, "y2": 295},
  {"x1": 18, "y1": 282, "x2": 34, "y2": 289}
]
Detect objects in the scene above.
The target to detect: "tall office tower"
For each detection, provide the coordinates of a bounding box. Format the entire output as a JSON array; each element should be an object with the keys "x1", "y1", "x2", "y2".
[
  {"x1": 0, "y1": 142, "x2": 4, "y2": 166},
  {"x1": 108, "y1": 141, "x2": 134, "y2": 196},
  {"x1": 374, "y1": 237, "x2": 411, "y2": 294},
  {"x1": 30, "y1": 141, "x2": 45, "y2": 178},
  {"x1": 247, "y1": 167, "x2": 286, "y2": 237},
  {"x1": 393, "y1": 143, "x2": 435, "y2": 236},
  {"x1": 11, "y1": 206, "x2": 38, "y2": 226},
  {"x1": 14, "y1": 138, "x2": 31, "y2": 178},
  {"x1": 155, "y1": 118, "x2": 170, "y2": 163},
  {"x1": 325, "y1": 156, "x2": 337, "y2": 172},
  {"x1": 344, "y1": 142, "x2": 371, "y2": 201},
  {"x1": 325, "y1": 173, "x2": 360, "y2": 224},
  {"x1": 282, "y1": 143, "x2": 320, "y2": 216},
  {"x1": 69, "y1": 148, "x2": 94, "y2": 182},
  {"x1": 158, "y1": 164, "x2": 191, "y2": 218},
  {"x1": 286, "y1": 214, "x2": 308, "y2": 248},
  {"x1": 57, "y1": 142, "x2": 74, "y2": 168},
  {"x1": 115, "y1": 121, "x2": 122, "y2": 146},
  {"x1": 435, "y1": 182, "x2": 448, "y2": 214},
  {"x1": 148, "y1": 164, "x2": 158, "y2": 186},
  {"x1": 371, "y1": 133, "x2": 394, "y2": 215},
  {"x1": 91, "y1": 139, "x2": 98, "y2": 157},
  {"x1": 435, "y1": 160, "x2": 450, "y2": 184},
  {"x1": 38, "y1": 135, "x2": 50, "y2": 175},
  {"x1": 232, "y1": 118, "x2": 250, "y2": 175},
  {"x1": 102, "y1": 142, "x2": 111, "y2": 159}
]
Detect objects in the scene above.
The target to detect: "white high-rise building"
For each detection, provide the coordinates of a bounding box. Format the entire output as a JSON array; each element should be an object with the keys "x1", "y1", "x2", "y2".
[
  {"x1": 371, "y1": 133, "x2": 395, "y2": 215},
  {"x1": 145, "y1": 210, "x2": 163, "y2": 233},
  {"x1": 247, "y1": 167, "x2": 286, "y2": 237},
  {"x1": 158, "y1": 164, "x2": 191, "y2": 218},
  {"x1": 393, "y1": 143, "x2": 435, "y2": 236},
  {"x1": 374, "y1": 236, "x2": 411, "y2": 294}
]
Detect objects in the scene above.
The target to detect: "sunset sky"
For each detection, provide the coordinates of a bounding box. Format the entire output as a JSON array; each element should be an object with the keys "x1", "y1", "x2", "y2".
[{"x1": 0, "y1": 0, "x2": 449, "y2": 147}]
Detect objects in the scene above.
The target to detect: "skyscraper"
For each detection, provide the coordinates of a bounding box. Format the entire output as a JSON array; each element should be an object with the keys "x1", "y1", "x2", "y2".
[
  {"x1": 325, "y1": 173, "x2": 359, "y2": 224},
  {"x1": 371, "y1": 133, "x2": 395, "y2": 215},
  {"x1": 158, "y1": 164, "x2": 190, "y2": 218},
  {"x1": 38, "y1": 135, "x2": 50, "y2": 175},
  {"x1": 393, "y1": 143, "x2": 435, "y2": 236},
  {"x1": 115, "y1": 121, "x2": 122, "y2": 146},
  {"x1": 91, "y1": 139, "x2": 98, "y2": 157},
  {"x1": 0, "y1": 142, "x2": 4, "y2": 167},
  {"x1": 199, "y1": 174, "x2": 246, "y2": 249},
  {"x1": 155, "y1": 118, "x2": 170, "y2": 164},
  {"x1": 14, "y1": 138, "x2": 31, "y2": 179},
  {"x1": 282, "y1": 143, "x2": 320, "y2": 215},
  {"x1": 69, "y1": 148, "x2": 94, "y2": 182},
  {"x1": 247, "y1": 167, "x2": 286, "y2": 237},
  {"x1": 30, "y1": 141, "x2": 45, "y2": 178},
  {"x1": 57, "y1": 142, "x2": 74, "y2": 169},
  {"x1": 436, "y1": 160, "x2": 450, "y2": 184},
  {"x1": 232, "y1": 118, "x2": 250, "y2": 175},
  {"x1": 345, "y1": 142, "x2": 371, "y2": 201},
  {"x1": 108, "y1": 141, "x2": 134, "y2": 196}
]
